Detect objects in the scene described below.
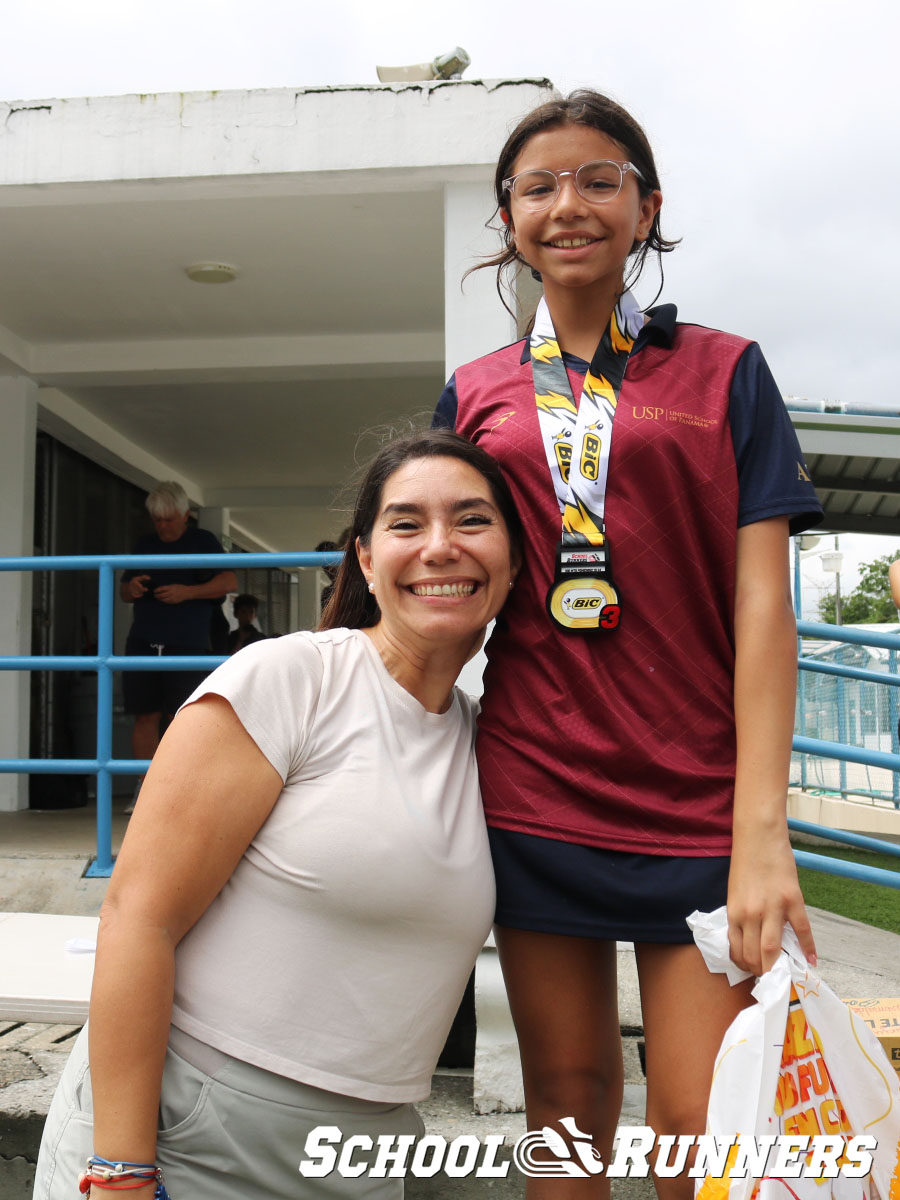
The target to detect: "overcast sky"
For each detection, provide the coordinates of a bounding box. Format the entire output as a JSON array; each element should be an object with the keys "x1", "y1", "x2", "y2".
[{"x1": 4, "y1": 0, "x2": 899, "y2": 609}]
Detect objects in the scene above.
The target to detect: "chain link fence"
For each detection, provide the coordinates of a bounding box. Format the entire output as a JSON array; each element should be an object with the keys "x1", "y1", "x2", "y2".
[{"x1": 792, "y1": 630, "x2": 900, "y2": 805}]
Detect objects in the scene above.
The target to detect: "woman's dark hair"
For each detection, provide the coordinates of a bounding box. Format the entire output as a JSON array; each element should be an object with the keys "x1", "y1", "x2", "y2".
[
  {"x1": 470, "y1": 89, "x2": 680, "y2": 315},
  {"x1": 319, "y1": 430, "x2": 523, "y2": 632}
]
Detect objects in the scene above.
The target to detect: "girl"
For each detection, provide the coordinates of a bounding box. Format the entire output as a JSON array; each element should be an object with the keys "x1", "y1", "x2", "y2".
[{"x1": 435, "y1": 91, "x2": 823, "y2": 1198}]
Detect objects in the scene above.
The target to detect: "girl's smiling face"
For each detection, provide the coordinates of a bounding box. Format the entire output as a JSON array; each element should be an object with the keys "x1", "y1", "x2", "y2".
[
  {"x1": 356, "y1": 456, "x2": 517, "y2": 651},
  {"x1": 505, "y1": 124, "x2": 661, "y2": 301}
]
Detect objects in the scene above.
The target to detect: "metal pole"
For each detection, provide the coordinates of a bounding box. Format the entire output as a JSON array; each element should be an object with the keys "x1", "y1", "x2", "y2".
[
  {"x1": 891, "y1": 648, "x2": 900, "y2": 808},
  {"x1": 89, "y1": 562, "x2": 115, "y2": 876},
  {"x1": 793, "y1": 538, "x2": 808, "y2": 788},
  {"x1": 836, "y1": 673, "x2": 848, "y2": 796},
  {"x1": 834, "y1": 535, "x2": 843, "y2": 625}
]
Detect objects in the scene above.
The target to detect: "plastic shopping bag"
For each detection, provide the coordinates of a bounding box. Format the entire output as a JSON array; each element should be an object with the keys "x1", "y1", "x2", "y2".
[{"x1": 688, "y1": 907, "x2": 900, "y2": 1200}]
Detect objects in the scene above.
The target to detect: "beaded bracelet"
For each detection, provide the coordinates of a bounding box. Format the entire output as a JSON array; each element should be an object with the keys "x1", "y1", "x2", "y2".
[{"x1": 78, "y1": 1156, "x2": 171, "y2": 1199}]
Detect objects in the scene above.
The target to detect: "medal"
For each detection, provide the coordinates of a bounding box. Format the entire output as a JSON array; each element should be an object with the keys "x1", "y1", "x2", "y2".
[
  {"x1": 546, "y1": 544, "x2": 621, "y2": 633},
  {"x1": 530, "y1": 291, "x2": 643, "y2": 633}
]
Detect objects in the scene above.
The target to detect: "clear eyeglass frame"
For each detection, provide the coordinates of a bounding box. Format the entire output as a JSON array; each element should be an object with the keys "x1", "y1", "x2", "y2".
[{"x1": 501, "y1": 160, "x2": 647, "y2": 212}]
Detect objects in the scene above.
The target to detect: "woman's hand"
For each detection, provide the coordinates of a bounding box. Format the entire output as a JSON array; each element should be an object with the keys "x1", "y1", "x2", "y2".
[{"x1": 726, "y1": 816, "x2": 816, "y2": 976}]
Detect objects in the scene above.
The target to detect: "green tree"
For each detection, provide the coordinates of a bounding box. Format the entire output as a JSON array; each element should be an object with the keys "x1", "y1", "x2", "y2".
[{"x1": 818, "y1": 553, "x2": 899, "y2": 624}]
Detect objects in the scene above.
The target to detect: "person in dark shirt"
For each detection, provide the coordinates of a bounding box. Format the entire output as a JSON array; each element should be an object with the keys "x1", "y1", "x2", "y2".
[
  {"x1": 120, "y1": 482, "x2": 237, "y2": 773},
  {"x1": 227, "y1": 593, "x2": 266, "y2": 654}
]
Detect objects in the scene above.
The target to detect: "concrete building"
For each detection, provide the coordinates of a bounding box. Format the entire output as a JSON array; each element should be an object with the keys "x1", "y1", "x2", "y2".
[
  {"x1": 0, "y1": 78, "x2": 554, "y2": 812},
  {"x1": 3, "y1": 78, "x2": 898, "y2": 816}
]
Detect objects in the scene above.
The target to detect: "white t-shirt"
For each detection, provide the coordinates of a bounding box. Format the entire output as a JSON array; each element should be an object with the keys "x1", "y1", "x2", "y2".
[{"x1": 170, "y1": 627, "x2": 495, "y2": 1102}]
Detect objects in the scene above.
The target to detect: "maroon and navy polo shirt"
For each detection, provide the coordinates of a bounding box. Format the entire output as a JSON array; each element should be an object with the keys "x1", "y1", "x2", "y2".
[{"x1": 435, "y1": 305, "x2": 822, "y2": 855}]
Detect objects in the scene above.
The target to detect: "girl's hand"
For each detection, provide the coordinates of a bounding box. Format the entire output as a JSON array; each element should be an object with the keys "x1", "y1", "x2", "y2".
[{"x1": 726, "y1": 817, "x2": 817, "y2": 977}]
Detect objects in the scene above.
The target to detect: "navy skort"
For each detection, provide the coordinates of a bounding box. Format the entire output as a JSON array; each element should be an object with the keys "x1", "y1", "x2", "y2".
[{"x1": 489, "y1": 827, "x2": 730, "y2": 943}]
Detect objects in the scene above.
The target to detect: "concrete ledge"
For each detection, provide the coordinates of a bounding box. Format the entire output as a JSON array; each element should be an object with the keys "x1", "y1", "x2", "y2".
[
  {"x1": 788, "y1": 788, "x2": 900, "y2": 841},
  {"x1": 0, "y1": 1021, "x2": 81, "y2": 1200}
]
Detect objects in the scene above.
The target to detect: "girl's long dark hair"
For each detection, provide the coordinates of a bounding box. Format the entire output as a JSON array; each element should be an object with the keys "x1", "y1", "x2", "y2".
[{"x1": 318, "y1": 430, "x2": 523, "y2": 632}]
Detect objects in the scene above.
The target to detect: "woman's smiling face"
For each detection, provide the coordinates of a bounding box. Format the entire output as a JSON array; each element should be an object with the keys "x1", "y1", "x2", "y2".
[
  {"x1": 357, "y1": 456, "x2": 516, "y2": 650},
  {"x1": 505, "y1": 124, "x2": 661, "y2": 299}
]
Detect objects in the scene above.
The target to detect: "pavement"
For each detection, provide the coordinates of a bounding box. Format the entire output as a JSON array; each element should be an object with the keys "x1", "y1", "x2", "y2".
[{"x1": 2, "y1": 803, "x2": 900, "y2": 1199}]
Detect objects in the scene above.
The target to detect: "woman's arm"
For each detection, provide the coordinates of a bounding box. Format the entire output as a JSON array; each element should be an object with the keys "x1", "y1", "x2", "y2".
[
  {"x1": 726, "y1": 516, "x2": 817, "y2": 977},
  {"x1": 87, "y1": 693, "x2": 283, "y2": 1190}
]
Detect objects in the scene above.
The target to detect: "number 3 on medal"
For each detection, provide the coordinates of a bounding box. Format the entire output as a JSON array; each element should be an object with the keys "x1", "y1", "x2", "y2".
[{"x1": 600, "y1": 604, "x2": 620, "y2": 629}]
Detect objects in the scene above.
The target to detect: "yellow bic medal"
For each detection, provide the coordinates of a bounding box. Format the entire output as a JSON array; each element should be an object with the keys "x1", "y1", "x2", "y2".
[{"x1": 546, "y1": 547, "x2": 621, "y2": 633}]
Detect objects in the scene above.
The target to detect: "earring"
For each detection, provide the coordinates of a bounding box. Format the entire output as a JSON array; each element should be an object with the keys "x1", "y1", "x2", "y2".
[
  {"x1": 367, "y1": 581, "x2": 375, "y2": 593},
  {"x1": 509, "y1": 580, "x2": 515, "y2": 589}
]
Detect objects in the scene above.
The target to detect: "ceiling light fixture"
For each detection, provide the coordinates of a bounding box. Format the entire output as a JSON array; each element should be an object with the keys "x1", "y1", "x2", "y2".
[{"x1": 185, "y1": 262, "x2": 239, "y2": 284}]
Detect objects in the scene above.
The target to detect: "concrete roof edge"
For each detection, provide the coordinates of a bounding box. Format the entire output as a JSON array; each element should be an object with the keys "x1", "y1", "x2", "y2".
[{"x1": 1, "y1": 77, "x2": 556, "y2": 107}]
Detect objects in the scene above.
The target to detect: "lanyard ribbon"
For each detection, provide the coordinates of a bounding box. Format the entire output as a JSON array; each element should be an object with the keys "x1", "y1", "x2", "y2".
[{"x1": 530, "y1": 290, "x2": 644, "y2": 631}]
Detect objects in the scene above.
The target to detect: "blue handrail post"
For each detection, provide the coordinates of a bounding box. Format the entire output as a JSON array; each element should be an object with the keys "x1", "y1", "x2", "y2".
[
  {"x1": 836, "y1": 674, "x2": 848, "y2": 796},
  {"x1": 87, "y1": 562, "x2": 115, "y2": 878},
  {"x1": 891, "y1": 648, "x2": 900, "y2": 809},
  {"x1": 792, "y1": 540, "x2": 808, "y2": 788},
  {"x1": 798, "y1": 670, "x2": 808, "y2": 789}
]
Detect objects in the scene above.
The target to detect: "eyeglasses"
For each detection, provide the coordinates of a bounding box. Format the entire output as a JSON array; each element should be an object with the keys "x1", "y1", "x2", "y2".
[{"x1": 502, "y1": 160, "x2": 646, "y2": 212}]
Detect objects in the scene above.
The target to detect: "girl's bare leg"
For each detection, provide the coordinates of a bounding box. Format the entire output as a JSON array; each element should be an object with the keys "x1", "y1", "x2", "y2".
[
  {"x1": 634, "y1": 942, "x2": 754, "y2": 1200},
  {"x1": 494, "y1": 927, "x2": 623, "y2": 1198}
]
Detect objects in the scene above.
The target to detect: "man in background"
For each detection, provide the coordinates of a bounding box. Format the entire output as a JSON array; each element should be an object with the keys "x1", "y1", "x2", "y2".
[{"x1": 120, "y1": 482, "x2": 237, "y2": 792}]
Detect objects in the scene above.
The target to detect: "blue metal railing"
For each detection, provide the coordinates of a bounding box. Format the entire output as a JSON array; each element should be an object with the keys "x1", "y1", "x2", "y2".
[
  {"x1": 1, "y1": 560, "x2": 898, "y2": 894},
  {"x1": 794, "y1": 620, "x2": 900, "y2": 804},
  {"x1": 787, "y1": 620, "x2": 900, "y2": 893},
  {"x1": 789, "y1": 817, "x2": 900, "y2": 888},
  {"x1": 0, "y1": 552, "x2": 339, "y2": 876}
]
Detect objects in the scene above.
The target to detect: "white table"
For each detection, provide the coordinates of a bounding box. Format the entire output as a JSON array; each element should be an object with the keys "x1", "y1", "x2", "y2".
[{"x1": 0, "y1": 912, "x2": 98, "y2": 1023}]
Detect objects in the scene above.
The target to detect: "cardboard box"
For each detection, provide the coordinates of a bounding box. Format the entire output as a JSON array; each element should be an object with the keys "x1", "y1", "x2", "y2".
[{"x1": 844, "y1": 998, "x2": 900, "y2": 1079}]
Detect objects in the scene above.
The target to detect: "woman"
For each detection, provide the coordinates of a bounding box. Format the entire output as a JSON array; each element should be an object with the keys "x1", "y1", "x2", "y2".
[
  {"x1": 435, "y1": 91, "x2": 823, "y2": 1197},
  {"x1": 34, "y1": 430, "x2": 522, "y2": 1200}
]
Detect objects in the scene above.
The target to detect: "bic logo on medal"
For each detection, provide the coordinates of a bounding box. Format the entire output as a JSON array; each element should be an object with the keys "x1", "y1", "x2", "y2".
[{"x1": 547, "y1": 576, "x2": 620, "y2": 632}]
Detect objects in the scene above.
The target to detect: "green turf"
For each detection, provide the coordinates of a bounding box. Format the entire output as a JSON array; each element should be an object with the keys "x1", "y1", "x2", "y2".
[{"x1": 796, "y1": 844, "x2": 900, "y2": 935}]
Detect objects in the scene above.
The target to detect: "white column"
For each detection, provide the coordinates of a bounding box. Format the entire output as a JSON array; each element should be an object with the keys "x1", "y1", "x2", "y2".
[
  {"x1": 443, "y1": 181, "x2": 517, "y2": 376},
  {"x1": 196, "y1": 506, "x2": 230, "y2": 544},
  {"x1": 0, "y1": 378, "x2": 38, "y2": 811},
  {"x1": 443, "y1": 184, "x2": 518, "y2": 694}
]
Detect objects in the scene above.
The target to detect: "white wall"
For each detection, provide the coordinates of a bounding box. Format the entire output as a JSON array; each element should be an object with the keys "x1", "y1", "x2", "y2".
[{"x1": 0, "y1": 378, "x2": 38, "y2": 810}]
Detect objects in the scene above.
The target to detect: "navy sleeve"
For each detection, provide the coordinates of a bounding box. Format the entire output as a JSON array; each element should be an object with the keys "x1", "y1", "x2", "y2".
[
  {"x1": 432, "y1": 375, "x2": 458, "y2": 430},
  {"x1": 729, "y1": 344, "x2": 823, "y2": 535}
]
